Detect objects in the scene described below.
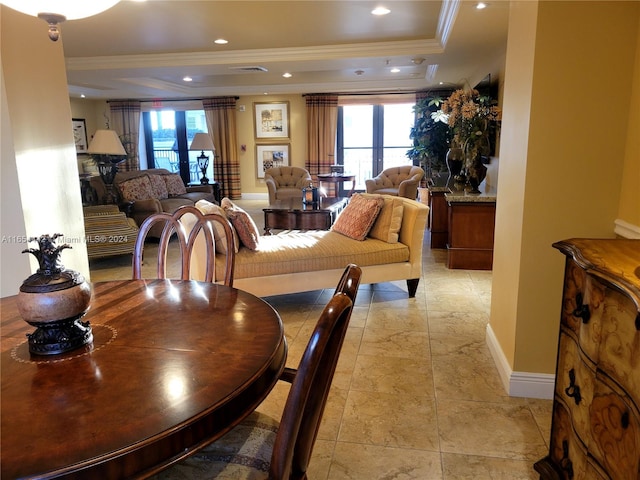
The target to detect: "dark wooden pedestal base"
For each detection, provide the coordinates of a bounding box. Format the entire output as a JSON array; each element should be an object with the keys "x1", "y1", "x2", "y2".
[{"x1": 446, "y1": 201, "x2": 496, "y2": 270}]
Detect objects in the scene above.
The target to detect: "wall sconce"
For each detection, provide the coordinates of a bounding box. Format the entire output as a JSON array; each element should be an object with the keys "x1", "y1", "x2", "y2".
[
  {"x1": 1, "y1": 1, "x2": 121, "y2": 41},
  {"x1": 189, "y1": 133, "x2": 215, "y2": 185},
  {"x1": 87, "y1": 129, "x2": 127, "y2": 204}
]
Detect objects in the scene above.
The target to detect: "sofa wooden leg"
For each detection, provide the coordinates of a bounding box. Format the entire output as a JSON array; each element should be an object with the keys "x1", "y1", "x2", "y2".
[{"x1": 406, "y1": 279, "x2": 419, "y2": 297}]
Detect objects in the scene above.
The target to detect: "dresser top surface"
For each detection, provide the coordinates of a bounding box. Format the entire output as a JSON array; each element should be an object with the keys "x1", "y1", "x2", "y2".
[{"x1": 554, "y1": 238, "x2": 640, "y2": 299}]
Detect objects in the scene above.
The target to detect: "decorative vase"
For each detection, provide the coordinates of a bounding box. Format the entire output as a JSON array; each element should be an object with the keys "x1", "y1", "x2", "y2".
[
  {"x1": 463, "y1": 136, "x2": 490, "y2": 193},
  {"x1": 17, "y1": 234, "x2": 93, "y2": 355},
  {"x1": 446, "y1": 147, "x2": 464, "y2": 179}
]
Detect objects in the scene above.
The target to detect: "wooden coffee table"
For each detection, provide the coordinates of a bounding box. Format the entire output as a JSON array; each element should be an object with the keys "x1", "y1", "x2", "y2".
[{"x1": 263, "y1": 196, "x2": 348, "y2": 234}]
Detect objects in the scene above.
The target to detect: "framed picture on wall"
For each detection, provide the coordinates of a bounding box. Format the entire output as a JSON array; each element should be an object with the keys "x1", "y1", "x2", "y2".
[
  {"x1": 72, "y1": 118, "x2": 88, "y2": 154},
  {"x1": 254, "y1": 102, "x2": 289, "y2": 139},
  {"x1": 256, "y1": 144, "x2": 289, "y2": 178}
]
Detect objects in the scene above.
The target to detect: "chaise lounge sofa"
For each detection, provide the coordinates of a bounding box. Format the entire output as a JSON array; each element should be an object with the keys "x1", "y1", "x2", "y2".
[{"x1": 190, "y1": 194, "x2": 429, "y2": 298}]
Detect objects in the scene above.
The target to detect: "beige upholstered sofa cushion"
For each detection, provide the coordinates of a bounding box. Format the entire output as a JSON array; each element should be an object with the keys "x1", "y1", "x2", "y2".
[
  {"x1": 195, "y1": 200, "x2": 239, "y2": 254},
  {"x1": 364, "y1": 194, "x2": 404, "y2": 244},
  {"x1": 215, "y1": 230, "x2": 408, "y2": 281}
]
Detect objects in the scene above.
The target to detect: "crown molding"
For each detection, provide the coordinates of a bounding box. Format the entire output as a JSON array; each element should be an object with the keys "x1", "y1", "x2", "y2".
[
  {"x1": 66, "y1": 39, "x2": 443, "y2": 71},
  {"x1": 437, "y1": 0, "x2": 461, "y2": 48}
]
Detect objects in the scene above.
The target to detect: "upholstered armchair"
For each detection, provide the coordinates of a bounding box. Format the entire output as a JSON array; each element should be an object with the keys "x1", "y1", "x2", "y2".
[
  {"x1": 365, "y1": 165, "x2": 424, "y2": 199},
  {"x1": 264, "y1": 166, "x2": 313, "y2": 204}
]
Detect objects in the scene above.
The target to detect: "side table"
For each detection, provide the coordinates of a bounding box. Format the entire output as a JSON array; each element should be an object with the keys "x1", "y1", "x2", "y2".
[
  {"x1": 189, "y1": 181, "x2": 221, "y2": 204},
  {"x1": 317, "y1": 173, "x2": 356, "y2": 197}
]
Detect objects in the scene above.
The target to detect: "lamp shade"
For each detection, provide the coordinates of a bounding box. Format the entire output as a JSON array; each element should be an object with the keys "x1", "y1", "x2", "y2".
[
  {"x1": 189, "y1": 133, "x2": 215, "y2": 152},
  {"x1": 87, "y1": 130, "x2": 126, "y2": 156},
  {"x1": 0, "y1": 1, "x2": 121, "y2": 20}
]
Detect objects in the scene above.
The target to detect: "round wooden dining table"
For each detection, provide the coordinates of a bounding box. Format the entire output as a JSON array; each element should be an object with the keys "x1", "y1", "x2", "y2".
[{"x1": 0, "y1": 279, "x2": 287, "y2": 479}]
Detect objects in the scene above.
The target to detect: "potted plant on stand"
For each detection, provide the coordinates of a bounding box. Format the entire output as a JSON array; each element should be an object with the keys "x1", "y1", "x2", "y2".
[{"x1": 407, "y1": 95, "x2": 450, "y2": 202}]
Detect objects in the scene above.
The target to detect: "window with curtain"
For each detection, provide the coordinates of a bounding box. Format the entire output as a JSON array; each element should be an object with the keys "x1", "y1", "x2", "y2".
[
  {"x1": 142, "y1": 109, "x2": 212, "y2": 185},
  {"x1": 337, "y1": 102, "x2": 415, "y2": 191}
]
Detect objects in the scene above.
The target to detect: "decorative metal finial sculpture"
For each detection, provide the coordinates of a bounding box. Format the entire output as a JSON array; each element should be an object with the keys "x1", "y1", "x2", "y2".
[{"x1": 17, "y1": 234, "x2": 93, "y2": 355}]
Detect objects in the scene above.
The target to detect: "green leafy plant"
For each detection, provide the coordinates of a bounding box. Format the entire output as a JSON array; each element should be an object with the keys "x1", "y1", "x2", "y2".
[{"x1": 407, "y1": 95, "x2": 451, "y2": 179}]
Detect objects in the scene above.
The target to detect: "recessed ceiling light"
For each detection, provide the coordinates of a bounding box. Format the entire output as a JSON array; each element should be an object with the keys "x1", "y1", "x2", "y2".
[
  {"x1": 371, "y1": 6, "x2": 390, "y2": 15},
  {"x1": 390, "y1": 67, "x2": 400, "y2": 73},
  {"x1": 476, "y1": 2, "x2": 487, "y2": 9},
  {"x1": 183, "y1": 76, "x2": 193, "y2": 82},
  {"x1": 80, "y1": 94, "x2": 86, "y2": 98},
  {"x1": 282, "y1": 72, "x2": 292, "y2": 78},
  {"x1": 214, "y1": 38, "x2": 228, "y2": 44}
]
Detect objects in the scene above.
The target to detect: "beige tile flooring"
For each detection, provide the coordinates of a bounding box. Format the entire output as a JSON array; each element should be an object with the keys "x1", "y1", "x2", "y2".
[{"x1": 89, "y1": 199, "x2": 553, "y2": 479}]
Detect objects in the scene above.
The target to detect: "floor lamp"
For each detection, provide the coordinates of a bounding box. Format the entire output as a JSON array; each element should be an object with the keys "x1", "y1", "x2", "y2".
[
  {"x1": 189, "y1": 133, "x2": 215, "y2": 185},
  {"x1": 87, "y1": 130, "x2": 127, "y2": 204}
]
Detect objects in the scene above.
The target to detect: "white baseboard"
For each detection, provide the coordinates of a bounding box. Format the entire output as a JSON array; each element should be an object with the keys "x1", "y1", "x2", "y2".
[
  {"x1": 614, "y1": 219, "x2": 640, "y2": 239},
  {"x1": 240, "y1": 193, "x2": 269, "y2": 201},
  {"x1": 485, "y1": 324, "x2": 555, "y2": 400}
]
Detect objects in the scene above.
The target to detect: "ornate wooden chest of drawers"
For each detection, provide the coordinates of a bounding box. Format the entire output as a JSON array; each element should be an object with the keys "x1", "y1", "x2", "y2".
[{"x1": 535, "y1": 238, "x2": 640, "y2": 480}]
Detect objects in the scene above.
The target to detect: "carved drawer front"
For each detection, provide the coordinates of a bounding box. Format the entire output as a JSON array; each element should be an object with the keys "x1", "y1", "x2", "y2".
[
  {"x1": 588, "y1": 377, "x2": 640, "y2": 480},
  {"x1": 597, "y1": 286, "x2": 640, "y2": 406},
  {"x1": 549, "y1": 401, "x2": 590, "y2": 479},
  {"x1": 557, "y1": 331, "x2": 596, "y2": 439},
  {"x1": 561, "y1": 260, "x2": 605, "y2": 363}
]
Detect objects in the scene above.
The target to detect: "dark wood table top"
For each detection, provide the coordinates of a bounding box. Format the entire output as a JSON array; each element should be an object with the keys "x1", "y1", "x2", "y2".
[
  {"x1": 316, "y1": 173, "x2": 356, "y2": 181},
  {"x1": 1, "y1": 280, "x2": 287, "y2": 479},
  {"x1": 265, "y1": 196, "x2": 348, "y2": 212}
]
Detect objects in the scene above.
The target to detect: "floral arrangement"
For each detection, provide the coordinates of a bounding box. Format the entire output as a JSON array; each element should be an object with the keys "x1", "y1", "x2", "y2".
[{"x1": 434, "y1": 88, "x2": 501, "y2": 150}]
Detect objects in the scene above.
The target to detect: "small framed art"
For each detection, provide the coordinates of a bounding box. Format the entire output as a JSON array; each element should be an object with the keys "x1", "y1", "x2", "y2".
[
  {"x1": 256, "y1": 144, "x2": 289, "y2": 178},
  {"x1": 72, "y1": 118, "x2": 88, "y2": 154},
  {"x1": 254, "y1": 101, "x2": 289, "y2": 139}
]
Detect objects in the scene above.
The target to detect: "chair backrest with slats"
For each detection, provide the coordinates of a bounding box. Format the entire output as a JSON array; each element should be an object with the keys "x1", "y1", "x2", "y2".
[
  {"x1": 269, "y1": 264, "x2": 362, "y2": 480},
  {"x1": 132, "y1": 205, "x2": 235, "y2": 286}
]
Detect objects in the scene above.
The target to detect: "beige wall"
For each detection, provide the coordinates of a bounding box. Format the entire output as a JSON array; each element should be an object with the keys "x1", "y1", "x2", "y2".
[
  {"x1": 490, "y1": 0, "x2": 639, "y2": 380},
  {"x1": 617, "y1": 18, "x2": 640, "y2": 229},
  {"x1": 1, "y1": 7, "x2": 89, "y2": 297},
  {"x1": 235, "y1": 94, "x2": 307, "y2": 196}
]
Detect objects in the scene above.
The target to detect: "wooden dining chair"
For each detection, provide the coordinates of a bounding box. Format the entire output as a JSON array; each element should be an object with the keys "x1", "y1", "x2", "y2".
[
  {"x1": 153, "y1": 264, "x2": 362, "y2": 480},
  {"x1": 132, "y1": 205, "x2": 236, "y2": 287}
]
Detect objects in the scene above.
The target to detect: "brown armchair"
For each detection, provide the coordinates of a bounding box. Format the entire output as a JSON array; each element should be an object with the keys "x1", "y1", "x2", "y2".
[
  {"x1": 264, "y1": 166, "x2": 313, "y2": 204},
  {"x1": 365, "y1": 165, "x2": 424, "y2": 199}
]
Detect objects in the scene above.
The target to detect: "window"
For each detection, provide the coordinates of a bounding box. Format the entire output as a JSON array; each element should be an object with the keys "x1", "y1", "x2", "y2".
[
  {"x1": 337, "y1": 103, "x2": 415, "y2": 191},
  {"x1": 142, "y1": 109, "x2": 212, "y2": 185}
]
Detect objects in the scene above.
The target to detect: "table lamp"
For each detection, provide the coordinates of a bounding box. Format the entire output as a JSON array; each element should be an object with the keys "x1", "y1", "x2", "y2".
[
  {"x1": 87, "y1": 129, "x2": 127, "y2": 204},
  {"x1": 189, "y1": 133, "x2": 215, "y2": 184}
]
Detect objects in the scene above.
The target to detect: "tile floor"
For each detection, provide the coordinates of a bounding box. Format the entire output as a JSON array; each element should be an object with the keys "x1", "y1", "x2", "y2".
[{"x1": 88, "y1": 199, "x2": 552, "y2": 480}]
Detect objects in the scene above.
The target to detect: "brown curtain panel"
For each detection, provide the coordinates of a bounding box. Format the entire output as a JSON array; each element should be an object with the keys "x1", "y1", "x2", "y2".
[
  {"x1": 109, "y1": 101, "x2": 141, "y2": 171},
  {"x1": 305, "y1": 94, "x2": 338, "y2": 182},
  {"x1": 203, "y1": 97, "x2": 241, "y2": 200}
]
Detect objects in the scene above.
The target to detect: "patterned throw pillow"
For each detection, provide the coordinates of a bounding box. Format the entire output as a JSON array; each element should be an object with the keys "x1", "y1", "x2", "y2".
[
  {"x1": 362, "y1": 194, "x2": 404, "y2": 243},
  {"x1": 163, "y1": 174, "x2": 187, "y2": 196},
  {"x1": 118, "y1": 175, "x2": 154, "y2": 202},
  {"x1": 195, "y1": 200, "x2": 239, "y2": 254},
  {"x1": 331, "y1": 193, "x2": 384, "y2": 241},
  {"x1": 148, "y1": 174, "x2": 169, "y2": 199},
  {"x1": 221, "y1": 198, "x2": 261, "y2": 251}
]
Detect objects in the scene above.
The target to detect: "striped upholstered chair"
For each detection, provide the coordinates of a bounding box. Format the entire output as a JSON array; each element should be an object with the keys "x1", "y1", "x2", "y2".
[{"x1": 83, "y1": 205, "x2": 139, "y2": 260}]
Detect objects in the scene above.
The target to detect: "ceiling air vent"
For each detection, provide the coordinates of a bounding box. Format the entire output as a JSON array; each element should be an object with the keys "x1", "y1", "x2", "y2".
[{"x1": 229, "y1": 66, "x2": 268, "y2": 72}]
